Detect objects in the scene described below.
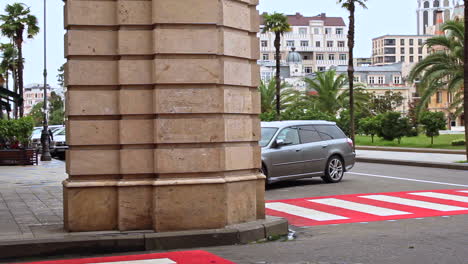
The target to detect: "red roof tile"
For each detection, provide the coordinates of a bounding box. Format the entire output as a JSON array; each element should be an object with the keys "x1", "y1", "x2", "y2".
[{"x1": 260, "y1": 12, "x2": 346, "y2": 27}]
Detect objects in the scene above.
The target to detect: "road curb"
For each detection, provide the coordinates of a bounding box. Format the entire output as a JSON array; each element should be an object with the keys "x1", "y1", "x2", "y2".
[
  {"x1": 0, "y1": 217, "x2": 288, "y2": 260},
  {"x1": 356, "y1": 157, "x2": 468, "y2": 171},
  {"x1": 356, "y1": 146, "x2": 466, "y2": 155}
]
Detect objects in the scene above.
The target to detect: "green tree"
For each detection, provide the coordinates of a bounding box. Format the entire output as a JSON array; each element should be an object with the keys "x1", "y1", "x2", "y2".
[
  {"x1": 48, "y1": 92, "x2": 64, "y2": 125},
  {"x1": 378, "y1": 112, "x2": 412, "y2": 144},
  {"x1": 368, "y1": 91, "x2": 404, "y2": 114},
  {"x1": 420, "y1": 111, "x2": 447, "y2": 145},
  {"x1": 338, "y1": 0, "x2": 368, "y2": 148},
  {"x1": 304, "y1": 70, "x2": 370, "y2": 115},
  {"x1": 464, "y1": 0, "x2": 468, "y2": 161},
  {"x1": 359, "y1": 116, "x2": 381, "y2": 143},
  {"x1": 57, "y1": 64, "x2": 65, "y2": 87},
  {"x1": 0, "y1": 3, "x2": 39, "y2": 117},
  {"x1": 29, "y1": 101, "x2": 43, "y2": 126},
  {"x1": 258, "y1": 79, "x2": 305, "y2": 116},
  {"x1": 262, "y1": 13, "x2": 291, "y2": 120},
  {"x1": 0, "y1": 43, "x2": 18, "y2": 118}
]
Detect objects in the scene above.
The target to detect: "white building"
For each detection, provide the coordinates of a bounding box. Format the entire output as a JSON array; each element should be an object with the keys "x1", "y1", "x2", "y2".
[
  {"x1": 259, "y1": 13, "x2": 349, "y2": 73},
  {"x1": 416, "y1": 0, "x2": 460, "y2": 35},
  {"x1": 23, "y1": 83, "x2": 64, "y2": 115}
]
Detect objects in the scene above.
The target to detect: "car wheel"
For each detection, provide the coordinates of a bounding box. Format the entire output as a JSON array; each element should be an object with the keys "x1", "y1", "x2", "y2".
[{"x1": 321, "y1": 156, "x2": 344, "y2": 183}]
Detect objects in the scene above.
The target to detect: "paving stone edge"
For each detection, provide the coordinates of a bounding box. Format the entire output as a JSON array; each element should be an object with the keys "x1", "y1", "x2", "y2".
[
  {"x1": 0, "y1": 217, "x2": 288, "y2": 260},
  {"x1": 356, "y1": 157, "x2": 468, "y2": 170}
]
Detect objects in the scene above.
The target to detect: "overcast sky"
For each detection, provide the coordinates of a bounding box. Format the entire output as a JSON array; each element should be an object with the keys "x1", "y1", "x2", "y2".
[{"x1": 1, "y1": 0, "x2": 417, "y2": 87}]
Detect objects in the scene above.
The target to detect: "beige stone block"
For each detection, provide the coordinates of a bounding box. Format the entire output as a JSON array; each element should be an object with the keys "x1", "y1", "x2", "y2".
[
  {"x1": 67, "y1": 60, "x2": 118, "y2": 86},
  {"x1": 250, "y1": 35, "x2": 260, "y2": 60},
  {"x1": 222, "y1": 0, "x2": 251, "y2": 31},
  {"x1": 155, "y1": 26, "x2": 218, "y2": 54},
  {"x1": 153, "y1": 0, "x2": 218, "y2": 24},
  {"x1": 155, "y1": 86, "x2": 222, "y2": 114},
  {"x1": 68, "y1": 120, "x2": 119, "y2": 146},
  {"x1": 156, "y1": 116, "x2": 224, "y2": 143},
  {"x1": 118, "y1": 186, "x2": 153, "y2": 231},
  {"x1": 225, "y1": 145, "x2": 259, "y2": 171},
  {"x1": 251, "y1": 63, "x2": 260, "y2": 87},
  {"x1": 67, "y1": 149, "x2": 120, "y2": 175},
  {"x1": 65, "y1": 1, "x2": 116, "y2": 26},
  {"x1": 224, "y1": 87, "x2": 255, "y2": 114},
  {"x1": 223, "y1": 28, "x2": 251, "y2": 59},
  {"x1": 251, "y1": 116, "x2": 261, "y2": 141},
  {"x1": 120, "y1": 89, "x2": 153, "y2": 115},
  {"x1": 256, "y1": 178, "x2": 266, "y2": 219},
  {"x1": 118, "y1": 30, "x2": 152, "y2": 55},
  {"x1": 250, "y1": 6, "x2": 260, "y2": 33},
  {"x1": 251, "y1": 90, "x2": 261, "y2": 114},
  {"x1": 224, "y1": 116, "x2": 255, "y2": 142},
  {"x1": 64, "y1": 186, "x2": 118, "y2": 232},
  {"x1": 66, "y1": 30, "x2": 117, "y2": 57},
  {"x1": 223, "y1": 58, "x2": 252, "y2": 86},
  {"x1": 120, "y1": 149, "x2": 154, "y2": 174},
  {"x1": 226, "y1": 180, "x2": 257, "y2": 224},
  {"x1": 67, "y1": 90, "x2": 119, "y2": 116},
  {"x1": 153, "y1": 183, "x2": 227, "y2": 231},
  {"x1": 119, "y1": 60, "x2": 153, "y2": 85},
  {"x1": 119, "y1": 119, "x2": 154, "y2": 145},
  {"x1": 154, "y1": 58, "x2": 220, "y2": 84},
  {"x1": 117, "y1": 1, "x2": 152, "y2": 25},
  {"x1": 155, "y1": 147, "x2": 223, "y2": 173}
]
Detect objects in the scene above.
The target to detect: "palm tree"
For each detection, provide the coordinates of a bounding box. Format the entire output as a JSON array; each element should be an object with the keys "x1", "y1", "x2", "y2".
[
  {"x1": 0, "y1": 3, "x2": 39, "y2": 117},
  {"x1": 464, "y1": 0, "x2": 467, "y2": 161},
  {"x1": 262, "y1": 13, "x2": 291, "y2": 120},
  {"x1": 0, "y1": 43, "x2": 18, "y2": 118},
  {"x1": 304, "y1": 70, "x2": 369, "y2": 115},
  {"x1": 338, "y1": 0, "x2": 368, "y2": 148},
  {"x1": 408, "y1": 20, "x2": 466, "y2": 159},
  {"x1": 258, "y1": 79, "x2": 303, "y2": 114}
]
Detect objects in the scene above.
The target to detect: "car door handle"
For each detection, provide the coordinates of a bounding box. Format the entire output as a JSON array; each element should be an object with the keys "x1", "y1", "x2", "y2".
[
  {"x1": 321, "y1": 144, "x2": 328, "y2": 148},
  {"x1": 295, "y1": 149, "x2": 302, "y2": 152}
]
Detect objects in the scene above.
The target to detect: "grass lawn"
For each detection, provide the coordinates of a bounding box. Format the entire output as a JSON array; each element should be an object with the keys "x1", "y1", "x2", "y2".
[{"x1": 355, "y1": 134, "x2": 466, "y2": 150}]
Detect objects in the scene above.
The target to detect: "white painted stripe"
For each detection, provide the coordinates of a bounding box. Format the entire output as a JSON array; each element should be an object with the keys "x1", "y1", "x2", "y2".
[
  {"x1": 410, "y1": 192, "x2": 468, "y2": 203},
  {"x1": 458, "y1": 190, "x2": 468, "y2": 193},
  {"x1": 266, "y1": 202, "x2": 348, "y2": 221},
  {"x1": 347, "y1": 172, "x2": 468, "y2": 188},
  {"x1": 360, "y1": 195, "x2": 468, "y2": 212},
  {"x1": 90, "y1": 259, "x2": 176, "y2": 264},
  {"x1": 308, "y1": 198, "x2": 411, "y2": 216}
]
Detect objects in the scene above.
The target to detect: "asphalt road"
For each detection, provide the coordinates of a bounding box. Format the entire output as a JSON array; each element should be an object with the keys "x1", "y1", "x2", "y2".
[{"x1": 11, "y1": 162, "x2": 468, "y2": 264}]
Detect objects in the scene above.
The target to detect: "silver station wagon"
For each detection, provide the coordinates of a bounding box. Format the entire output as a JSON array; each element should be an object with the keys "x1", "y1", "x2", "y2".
[{"x1": 260, "y1": 120, "x2": 356, "y2": 184}]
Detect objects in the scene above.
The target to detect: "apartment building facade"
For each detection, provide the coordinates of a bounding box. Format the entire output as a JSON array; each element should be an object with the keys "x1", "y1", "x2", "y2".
[
  {"x1": 259, "y1": 13, "x2": 349, "y2": 73},
  {"x1": 23, "y1": 83, "x2": 64, "y2": 115}
]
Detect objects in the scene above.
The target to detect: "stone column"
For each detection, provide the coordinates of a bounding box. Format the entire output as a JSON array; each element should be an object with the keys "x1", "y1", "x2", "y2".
[{"x1": 63, "y1": 0, "x2": 264, "y2": 232}]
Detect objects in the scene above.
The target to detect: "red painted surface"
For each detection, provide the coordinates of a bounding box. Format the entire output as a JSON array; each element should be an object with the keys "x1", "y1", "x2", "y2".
[
  {"x1": 17, "y1": 250, "x2": 235, "y2": 264},
  {"x1": 266, "y1": 189, "x2": 468, "y2": 226}
]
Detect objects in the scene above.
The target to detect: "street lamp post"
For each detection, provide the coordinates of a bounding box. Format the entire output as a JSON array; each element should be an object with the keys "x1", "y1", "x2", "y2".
[{"x1": 40, "y1": 0, "x2": 51, "y2": 161}]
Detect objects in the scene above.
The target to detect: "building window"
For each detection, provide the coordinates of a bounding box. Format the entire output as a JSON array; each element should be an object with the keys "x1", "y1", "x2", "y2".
[
  {"x1": 300, "y1": 41, "x2": 309, "y2": 47},
  {"x1": 304, "y1": 67, "x2": 313, "y2": 73},
  {"x1": 418, "y1": 39, "x2": 423, "y2": 45},
  {"x1": 410, "y1": 56, "x2": 414, "y2": 62},
  {"x1": 409, "y1": 39, "x2": 414, "y2": 45},
  {"x1": 262, "y1": 54, "x2": 269, "y2": 60},
  {"x1": 316, "y1": 41, "x2": 321, "y2": 47},
  {"x1": 393, "y1": 76, "x2": 402, "y2": 84},
  {"x1": 314, "y1": 28, "x2": 320, "y2": 34},
  {"x1": 377, "y1": 76, "x2": 385, "y2": 84},
  {"x1": 338, "y1": 41, "x2": 345, "y2": 47},
  {"x1": 418, "y1": 56, "x2": 423, "y2": 61},
  {"x1": 318, "y1": 67, "x2": 326, "y2": 72},
  {"x1": 316, "y1": 54, "x2": 324, "y2": 60},
  {"x1": 329, "y1": 54, "x2": 335, "y2": 61},
  {"x1": 401, "y1": 56, "x2": 405, "y2": 62},
  {"x1": 287, "y1": 40, "x2": 295, "y2": 47},
  {"x1": 299, "y1": 28, "x2": 308, "y2": 34},
  {"x1": 339, "y1": 54, "x2": 347, "y2": 60},
  {"x1": 261, "y1": 41, "x2": 268, "y2": 47},
  {"x1": 336, "y1": 28, "x2": 343, "y2": 35},
  {"x1": 436, "y1": 92, "x2": 442, "y2": 103},
  {"x1": 400, "y1": 39, "x2": 405, "y2": 45},
  {"x1": 303, "y1": 55, "x2": 309, "y2": 60},
  {"x1": 409, "y1": 47, "x2": 414, "y2": 54},
  {"x1": 353, "y1": 76, "x2": 361, "y2": 83},
  {"x1": 401, "y1": 47, "x2": 405, "y2": 54},
  {"x1": 325, "y1": 28, "x2": 332, "y2": 34},
  {"x1": 418, "y1": 47, "x2": 423, "y2": 54},
  {"x1": 368, "y1": 76, "x2": 375, "y2": 84},
  {"x1": 327, "y1": 41, "x2": 334, "y2": 47}
]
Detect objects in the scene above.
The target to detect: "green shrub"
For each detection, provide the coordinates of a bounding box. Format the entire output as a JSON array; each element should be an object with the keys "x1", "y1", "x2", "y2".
[
  {"x1": 378, "y1": 112, "x2": 412, "y2": 143},
  {"x1": 0, "y1": 117, "x2": 35, "y2": 148},
  {"x1": 451, "y1": 139, "x2": 466, "y2": 146}
]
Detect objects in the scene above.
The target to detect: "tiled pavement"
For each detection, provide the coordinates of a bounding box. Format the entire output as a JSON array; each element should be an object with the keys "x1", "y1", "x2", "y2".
[{"x1": 0, "y1": 159, "x2": 66, "y2": 241}]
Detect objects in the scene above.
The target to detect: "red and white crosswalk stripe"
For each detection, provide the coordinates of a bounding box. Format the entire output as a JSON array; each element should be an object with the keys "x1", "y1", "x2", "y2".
[{"x1": 266, "y1": 189, "x2": 468, "y2": 226}]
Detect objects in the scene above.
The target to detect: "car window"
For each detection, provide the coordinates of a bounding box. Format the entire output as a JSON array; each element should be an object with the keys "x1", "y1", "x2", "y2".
[
  {"x1": 276, "y1": 127, "x2": 300, "y2": 145},
  {"x1": 314, "y1": 125, "x2": 347, "y2": 140},
  {"x1": 260, "y1": 127, "x2": 278, "y2": 147},
  {"x1": 298, "y1": 126, "x2": 322, "y2": 143}
]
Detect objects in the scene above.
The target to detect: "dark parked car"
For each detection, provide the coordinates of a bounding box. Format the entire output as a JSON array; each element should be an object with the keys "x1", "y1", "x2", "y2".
[{"x1": 260, "y1": 120, "x2": 355, "y2": 184}]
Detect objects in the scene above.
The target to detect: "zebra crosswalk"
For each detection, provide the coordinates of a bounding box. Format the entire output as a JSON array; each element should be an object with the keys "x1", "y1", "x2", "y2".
[{"x1": 266, "y1": 189, "x2": 468, "y2": 226}]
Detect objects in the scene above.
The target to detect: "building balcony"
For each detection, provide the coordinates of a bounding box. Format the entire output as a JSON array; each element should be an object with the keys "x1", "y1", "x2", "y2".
[{"x1": 316, "y1": 60, "x2": 348, "y2": 66}]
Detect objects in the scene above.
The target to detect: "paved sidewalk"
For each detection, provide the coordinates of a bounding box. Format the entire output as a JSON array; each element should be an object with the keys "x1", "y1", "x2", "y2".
[
  {"x1": 0, "y1": 159, "x2": 65, "y2": 241},
  {"x1": 357, "y1": 150, "x2": 466, "y2": 164}
]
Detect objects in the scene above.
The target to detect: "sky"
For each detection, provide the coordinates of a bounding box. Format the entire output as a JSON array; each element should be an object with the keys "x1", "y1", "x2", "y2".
[{"x1": 0, "y1": 0, "x2": 418, "y2": 87}]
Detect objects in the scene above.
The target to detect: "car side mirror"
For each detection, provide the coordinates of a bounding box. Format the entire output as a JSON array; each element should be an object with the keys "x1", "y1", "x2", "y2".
[{"x1": 275, "y1": 139, "x2": 291, "y2": 148}]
